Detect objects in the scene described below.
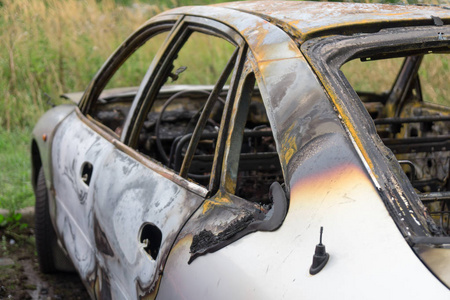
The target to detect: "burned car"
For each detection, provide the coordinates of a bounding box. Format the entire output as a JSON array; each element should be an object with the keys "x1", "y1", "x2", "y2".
[{"x1": 31, "y1": 1, "x2": 450, "y2": 298}]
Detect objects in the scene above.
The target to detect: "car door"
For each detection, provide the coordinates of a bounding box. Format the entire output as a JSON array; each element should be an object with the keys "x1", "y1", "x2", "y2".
[
  {"x1": 85, "y1": 17, "x2": 246, "y2": 298},
  {"x1": 51, "y1": 17, "x2": 177, "y2": 297}
]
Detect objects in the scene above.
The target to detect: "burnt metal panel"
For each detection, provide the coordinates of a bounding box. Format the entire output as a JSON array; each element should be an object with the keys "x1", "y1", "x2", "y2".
[
  {"x1": 52, "y1": 111, "x2": 207, "y2": 298},
  {"x1": 301, "y1": 26, "x2": 450, "y2": 238},
  {"x1": 213, "y1": 1, "x2": 450, "y2": 42},
  {"x1": 90, "y1": 146, "x2": 205, "y2": 298}
]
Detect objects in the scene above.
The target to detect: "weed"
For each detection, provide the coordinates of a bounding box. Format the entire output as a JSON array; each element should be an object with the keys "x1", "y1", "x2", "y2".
[
  {"x1": 0, "y1": 129, "x2": 34, "y2": 211},
  {"x1": 0, "y1": 212, "x2": 28, "y2": 230}
]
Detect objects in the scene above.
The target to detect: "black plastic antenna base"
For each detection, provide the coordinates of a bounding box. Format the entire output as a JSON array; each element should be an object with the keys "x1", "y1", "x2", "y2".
[
  {"x1": 309, "y1": 244, "x2": 329, "y2": 275},
  {"x1": 309, "y1": 227, "x2": 330, "y2": 275}
]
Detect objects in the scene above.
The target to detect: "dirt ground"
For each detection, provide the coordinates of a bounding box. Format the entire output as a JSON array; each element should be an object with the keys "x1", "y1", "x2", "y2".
[{"x1": 0, "y1": 225, "x2": 89, "y2": 299}]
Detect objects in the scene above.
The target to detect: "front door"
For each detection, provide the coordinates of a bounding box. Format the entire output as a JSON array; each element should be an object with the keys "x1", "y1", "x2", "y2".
[{"x1": 82, "y1": 17, "x2": 244, "y2": 298}]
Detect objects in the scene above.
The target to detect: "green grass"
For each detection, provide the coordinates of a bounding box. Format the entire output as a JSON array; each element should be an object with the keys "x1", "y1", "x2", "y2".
[
  {"x1": 342, "y1": 54, "x2": 449, "y2": 106},
  {"x1": 0, "y1": 129, "x2": 34, "y2": 212}
]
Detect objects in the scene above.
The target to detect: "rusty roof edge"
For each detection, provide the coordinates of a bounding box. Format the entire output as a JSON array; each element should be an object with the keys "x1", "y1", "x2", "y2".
[
  {"x1": 225, "y1": 7, "x2": 304, "y2": 43},
  {"x1": 225, "y1": 5, "x2": 450, "y2": 45}
]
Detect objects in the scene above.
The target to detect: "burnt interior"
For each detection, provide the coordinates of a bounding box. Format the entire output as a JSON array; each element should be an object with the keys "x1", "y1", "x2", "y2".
[
  {"x1": 345, "y1": 53, "x2": 450, "y2": 236},
  {"x1": 90, "y1": 87, "x2": 283, "y2": 204}
]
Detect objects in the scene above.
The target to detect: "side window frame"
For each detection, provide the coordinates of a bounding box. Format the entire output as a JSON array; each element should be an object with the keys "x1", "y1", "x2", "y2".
[
  {"x1": 218, "y1": 55, "x2": 286, "y2": 203},
  {"x1": 124, "y1": 16, "x2": 248, "y2": 193},
  {"x1": 78, "y1": 18, "x2": 179, "y2": 128}
]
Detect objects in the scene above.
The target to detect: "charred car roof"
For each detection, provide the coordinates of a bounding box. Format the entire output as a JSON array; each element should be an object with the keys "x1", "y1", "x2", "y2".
[{"x1": 163, "y1": 1, "x2": 450, "y2": 43}]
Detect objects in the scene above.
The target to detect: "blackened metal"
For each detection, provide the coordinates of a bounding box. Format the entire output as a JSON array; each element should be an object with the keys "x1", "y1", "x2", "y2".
[
  {"x1": 208, "y1": 45, "x2": 249, "y2": 194},
  {"x1": 187, "y1": 183, "x2": 287, "y2": 263},
  {"x1": 388, "y1": 56, "x2": 423, "y2": 118},
  {"x1": 155, "y1": 89, "x2": 212, "y2": 164},
  {"x1": 301, "y1": 27, "x2": 450, "y2": 239},
  {"x1": 407, "y1": 236, "x2": 450, "y2": 245},
  {"x1": 432, "y1": 16, "x2": 444, "y2": 26},
  {"x1": 80, "y1": 23, "x2": 177, "y2": 115},
  {"x1": 375, "y1": 115, "x2": 450, "y2": 125},
  {"x1": 94, "y1": 216, "x2": 114, "y2": 257},
  {"x1": 382, "y1": 136, "x2": 450, "y2": 154},
  {"x1": 189, "y1": 213, "x2": 254, "y2": 263},
  {"x1": 398, "y1": 160, "x2": 416, "y2": 182},
  {"x1": 420, "y1": 192, "x2": 450, "y2": 202}
]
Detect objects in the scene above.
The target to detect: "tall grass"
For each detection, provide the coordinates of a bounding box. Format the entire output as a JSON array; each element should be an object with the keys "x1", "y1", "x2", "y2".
[
  {"x1": 0, "y1": 0, "x2": 163, "y2": 131},
  {"x1": 342, "y1": 54, "x2": 449, "y2": 106},
  {"x1": 0, "y1": 129, "x2": 34, "y2": 211},
  {"x1": 0, "y1": 0, "x2": 164, "y2": 212},
  {"x1": 0, "y1": 0, "x2": 234, "y2": 131}
]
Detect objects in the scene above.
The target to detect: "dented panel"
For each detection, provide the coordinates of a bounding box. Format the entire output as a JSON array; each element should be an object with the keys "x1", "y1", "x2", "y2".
[{"x1": 52, "y1": 112, "x2": 206, "y2": 298}]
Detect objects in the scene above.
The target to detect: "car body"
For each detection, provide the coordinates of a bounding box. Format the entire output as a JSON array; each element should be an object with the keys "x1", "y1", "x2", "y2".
[{"x1": 31, "y1": 1, "x2": 450, "y2": 299}]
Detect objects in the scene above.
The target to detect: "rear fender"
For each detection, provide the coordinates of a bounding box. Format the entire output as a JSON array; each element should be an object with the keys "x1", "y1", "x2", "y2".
[{"x1": 31, "y1": 104, "x2": 76, "y2": 192}]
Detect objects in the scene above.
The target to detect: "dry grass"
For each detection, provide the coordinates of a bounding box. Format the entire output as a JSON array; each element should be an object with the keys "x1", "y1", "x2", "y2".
[
  {"x1": 342, "y1": 55, "x2": 449, "y2": 106},
  {"x1": 0, "y1": 0, "x2": 162, "y2": 131}
]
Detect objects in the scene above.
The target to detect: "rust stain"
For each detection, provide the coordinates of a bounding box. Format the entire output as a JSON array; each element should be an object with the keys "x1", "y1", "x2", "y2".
[
  {"x1": 281, "y1": 123, "x2": 297, "y2": 166},
  {"x1": 207, "y1": 1, "x2": 450, "y2": 43},
  {"x1": 224, "y1": 171, "x2": 236, "y2": 195},
  {"x1": 202, "y1": 193, "x2": 232, "y2": 214}
]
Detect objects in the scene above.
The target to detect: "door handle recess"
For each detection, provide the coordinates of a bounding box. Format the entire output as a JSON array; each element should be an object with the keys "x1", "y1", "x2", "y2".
[
  {"x1": 139, "y1": 223, "x2": 162, "y2": 260},
  {"x1": 81, "y1": 162, "x2": 93, "y2": 186}
]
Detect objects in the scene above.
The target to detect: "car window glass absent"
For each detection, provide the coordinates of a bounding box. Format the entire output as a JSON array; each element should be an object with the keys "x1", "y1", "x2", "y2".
[
  {"x1": 236, "y1": 77, "x2": 283, "y2": 204},
  {"x1": 341, "y1": 57, "x2": 403, "y2": 95},
  {"x1": 136, "y1": 30, "x2": 237, "y2": 187},
  {"x1": 341, "y1": 52, "x2": 450, "y2": 235},
  {"x1": 419, "y1": 53, "x2": 449, "y2": 106},
  {"x1": 88, "y1": 31, "x2": 170, "y2": 136}
]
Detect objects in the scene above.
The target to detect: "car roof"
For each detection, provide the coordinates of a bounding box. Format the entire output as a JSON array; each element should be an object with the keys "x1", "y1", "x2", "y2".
[{"x1": 167, "y1": 1, "x2": 450, "y2": 43}]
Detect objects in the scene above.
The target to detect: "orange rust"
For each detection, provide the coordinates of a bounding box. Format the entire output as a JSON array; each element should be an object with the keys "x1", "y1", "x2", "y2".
[
  {"x1": 224, "y1": 171, "x2": 235, "y2": 194},
  {"x1": 42, "y1": 134, "x2": 47, "y2": 142},
  {"x1": 280, "y1": 123, "x2": 297, "y2": 167},
  {"x1": 202, "y1": 192, "x2": 232, "y2": 214}
]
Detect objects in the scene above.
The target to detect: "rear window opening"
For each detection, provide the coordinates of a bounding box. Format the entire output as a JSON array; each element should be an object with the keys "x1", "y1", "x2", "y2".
[{"x1": 342, "y1": 52, "x2": 450, "y2": 236}]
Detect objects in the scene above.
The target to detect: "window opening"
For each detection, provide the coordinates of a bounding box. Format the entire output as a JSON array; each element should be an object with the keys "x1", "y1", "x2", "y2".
[
  {"x1": 87, "y1": 30, "x2": 170, "y2": 136},
  {"x1": 135, "y1": 29, "x2": 237, "y2": 187},
  {"x1": 341, "y1": 52, "x2": 450, "y2": 235},
  {"x1": 228, "y1": 73, "x2": 284, "y2": 204}
]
